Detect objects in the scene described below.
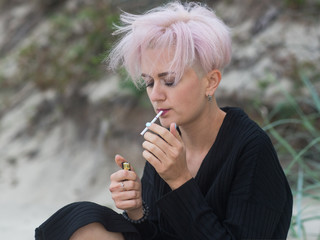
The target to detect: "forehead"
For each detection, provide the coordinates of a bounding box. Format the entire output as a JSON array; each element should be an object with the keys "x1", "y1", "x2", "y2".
[{"x1": 140, "y1": 47, "x2": 176, "y2": 75}]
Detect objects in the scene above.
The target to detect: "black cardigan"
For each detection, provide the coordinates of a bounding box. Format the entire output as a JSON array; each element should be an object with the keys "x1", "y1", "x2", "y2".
[
  {"x1": 134, "y1": 107, "x2": 293, "y2": 239},
  {"x1": 35, "y1": 107, "x2": 292, "y2": 240}
]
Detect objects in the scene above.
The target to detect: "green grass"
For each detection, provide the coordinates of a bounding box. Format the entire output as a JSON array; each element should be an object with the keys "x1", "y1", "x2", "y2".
[
  {"x1": 285, "y1": 0, "x2": 307, "y2": 8},
  {"x1": 261, "y1": 72, "x2": 320, "y2": 239}
]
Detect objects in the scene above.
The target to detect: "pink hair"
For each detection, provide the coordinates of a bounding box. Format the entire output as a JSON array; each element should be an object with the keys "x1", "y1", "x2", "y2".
[{"x1": 107, "y1": 1, "x2": 232, "y2": 87}]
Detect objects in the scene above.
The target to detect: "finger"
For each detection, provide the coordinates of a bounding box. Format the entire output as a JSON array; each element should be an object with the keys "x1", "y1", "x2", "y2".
[
  {"x1": 109, "y1": 179, "x2": 140, "y2": 194},
  {"x1": 114, "y1": 198, "x2": 142, "y2": 211},
  {"x1": 112, "y1": 191, "x2": 141, "y2": 209},
  {"x1": 142, "y1": 140, "x2": 167, "y2": 160},
  {"x1": 110, "y1": 169, "x2": 138, "y2": 183},
  {"x1": 144, "y1": 131, "x2": 168, "y2": 153},
  {"x1": 117, "y1": 189, "x2": 140, "y2": 200},
  {"x1": 115, "y1": 154, "x2": 136, "y2": 172},
  {"x1": 115, "y1": 154, "x2": 127, "y2": 168},
  {"x1": 120, "y1": 181, "x2": 126, "y2": 191},
  {"x1": 170, "y1": 123, "x2": 182, "y2": 141},
  {"x1": 146, "y1": 123, "x2": 178, "y2": 146},
  {"x1": 143, "y1": 149, "x2": 162, "y2": 170},
  {"x1": 122, "y1": 180, "x2": 140, "y2": 191},
  {"x1": 109, "y1": 181, "x2": 125, "y2": 193}
]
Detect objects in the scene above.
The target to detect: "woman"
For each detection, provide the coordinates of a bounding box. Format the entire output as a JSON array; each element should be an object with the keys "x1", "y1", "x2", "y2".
[{"x1": 36, "y1": 2, "x2": 292, "y2": 239}]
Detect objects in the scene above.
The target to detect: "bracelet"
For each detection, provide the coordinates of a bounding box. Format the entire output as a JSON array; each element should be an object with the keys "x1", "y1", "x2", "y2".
[{"x1": 122, "y1": 201, "x2": 149, "y2": 224}]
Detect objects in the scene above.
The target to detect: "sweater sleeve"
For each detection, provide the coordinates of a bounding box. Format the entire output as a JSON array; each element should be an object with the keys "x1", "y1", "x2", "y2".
[
  {"x1": 132, "y1": 162, "x2": 162, "y2": 240},
  {"x1": 157, "y1": 178, "x2": 235, "y2": 239},
  {"x1": 156, "y1": 133, "x2": 291, "y2": 240}
]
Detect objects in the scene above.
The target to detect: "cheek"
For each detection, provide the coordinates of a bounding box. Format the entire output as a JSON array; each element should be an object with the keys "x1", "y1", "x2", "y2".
[
  {"x1": 179, "y1": 82, "x2": 202, "y2": 105},
  {"x1": 146, "y1": 89, "x2": 151, "y2": 99}
]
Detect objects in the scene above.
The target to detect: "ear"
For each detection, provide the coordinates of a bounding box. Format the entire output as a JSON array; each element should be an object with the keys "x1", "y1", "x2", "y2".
[{"x1": 205, "y1": 69, "x2": 221, "y2": 96}]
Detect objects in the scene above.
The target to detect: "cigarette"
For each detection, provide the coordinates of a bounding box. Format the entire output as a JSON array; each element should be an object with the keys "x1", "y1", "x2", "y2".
[{"x1": 140, "y1": 110, "x2": 163, "y2": 135}]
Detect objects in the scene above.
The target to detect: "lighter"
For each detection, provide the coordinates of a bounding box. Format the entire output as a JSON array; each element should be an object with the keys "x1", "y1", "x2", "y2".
[{"x1": 121, "y1": 162, "x2": 131, "y2": 171}]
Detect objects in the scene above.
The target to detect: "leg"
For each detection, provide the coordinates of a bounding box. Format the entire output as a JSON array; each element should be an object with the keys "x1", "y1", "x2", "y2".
[{"x1": 70, "y1": 222, "x2": 125, "y2": 240}]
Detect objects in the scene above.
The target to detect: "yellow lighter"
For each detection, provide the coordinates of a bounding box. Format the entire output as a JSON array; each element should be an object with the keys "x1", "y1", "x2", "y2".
[{"x1": 121, "y1": 162, "x2": 131, "y2": 171}]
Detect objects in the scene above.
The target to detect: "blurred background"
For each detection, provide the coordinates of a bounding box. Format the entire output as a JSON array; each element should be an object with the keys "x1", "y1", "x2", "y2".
[{"x1": 0, "y1": 0, "x2": 319, "y2": 239}]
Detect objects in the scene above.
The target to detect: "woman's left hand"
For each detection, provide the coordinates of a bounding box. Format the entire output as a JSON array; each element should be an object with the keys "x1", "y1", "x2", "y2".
[{"x1": 142, "y1": 123, "x2": 192, "y2": 190}]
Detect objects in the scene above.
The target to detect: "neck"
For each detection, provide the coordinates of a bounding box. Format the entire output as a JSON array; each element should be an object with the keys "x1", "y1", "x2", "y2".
[{"x1": 180, "y1": 100, "x2": 226, "y2": 154}]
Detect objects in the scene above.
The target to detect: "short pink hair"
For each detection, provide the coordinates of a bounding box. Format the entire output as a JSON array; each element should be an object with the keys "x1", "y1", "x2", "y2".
[{"x1": 107, "y1": 1, "x2": 232, "y2": 87}]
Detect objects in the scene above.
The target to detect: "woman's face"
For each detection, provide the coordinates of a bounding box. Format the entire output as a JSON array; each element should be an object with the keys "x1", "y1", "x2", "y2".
[{"x1": 141, "y1": 48, "x2": 208, "y2": 128}]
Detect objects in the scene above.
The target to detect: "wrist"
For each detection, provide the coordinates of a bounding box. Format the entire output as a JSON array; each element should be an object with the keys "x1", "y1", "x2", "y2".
[
  {"x1": 126, "y1": 206, "x2": 144, "y2": 220},
  {"x1": 122, "y1": 201, "x2": 149, "y2": 224},
  {"x1": 169, "y1": 174, "x2": 192, "y2": 190}
]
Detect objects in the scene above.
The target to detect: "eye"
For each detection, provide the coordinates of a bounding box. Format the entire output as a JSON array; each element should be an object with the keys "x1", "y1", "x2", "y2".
[
  {"x1": 145, "y1": 80, "x2": 154, "y2": 88},
  {"x1": 165, "y1": 81, "x2": 174, "y2": 86},
  {"x1": 141, "y1": 75, "x2": 154, "y2": 88},
  {"x1": 163, "y1": 76, "x2": 176, "y2": 86}
]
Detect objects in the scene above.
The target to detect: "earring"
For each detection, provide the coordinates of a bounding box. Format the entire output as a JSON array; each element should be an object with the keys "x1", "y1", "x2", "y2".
[{"x1": 208, "y1": 94, "x2": 213, "y2": 102}]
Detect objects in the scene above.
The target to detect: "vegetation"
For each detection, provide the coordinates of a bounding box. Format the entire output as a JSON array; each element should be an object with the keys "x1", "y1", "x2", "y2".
[
  {"x1": 0, "y1": 1, "x2": 319, "y2": 238},
  {"x1": 284, "y1": 0, "x2": 320, "y2": 12},
  {"x1": 15, "y1": 2, "x2": 118, "y2": 94},
  {"x1": 256, "y1": 67, "x2": 320, "y2": 239},
  {"x1": 285, "y1": 0, "x2": 308, "y2": 8}
]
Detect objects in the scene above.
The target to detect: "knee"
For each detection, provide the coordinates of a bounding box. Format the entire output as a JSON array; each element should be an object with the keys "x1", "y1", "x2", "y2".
[
  {"x1": 70, "y1": 223, "x2": 101, "y2": 240},
  {"x1": 69, "y1": 222, "x2": 124, "y2": 240}
]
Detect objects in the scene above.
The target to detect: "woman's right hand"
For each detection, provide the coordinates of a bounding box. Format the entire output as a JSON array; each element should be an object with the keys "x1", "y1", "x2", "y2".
[{"x1": 109, "y1": 154, "x2": 144, "y2": 220}]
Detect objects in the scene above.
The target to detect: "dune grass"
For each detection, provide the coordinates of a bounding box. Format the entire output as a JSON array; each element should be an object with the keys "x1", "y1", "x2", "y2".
[{"x1": 261, "y1": 73, "x2": 320, "y2": 239}]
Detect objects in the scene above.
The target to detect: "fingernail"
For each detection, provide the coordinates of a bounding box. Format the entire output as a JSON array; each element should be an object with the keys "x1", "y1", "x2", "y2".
[
  {"x1": 146, "y1": 122, "x2": 151, "y2": 127},
  {"x1": 174, "y1": 123, "x2": 177, "y2": 129}
]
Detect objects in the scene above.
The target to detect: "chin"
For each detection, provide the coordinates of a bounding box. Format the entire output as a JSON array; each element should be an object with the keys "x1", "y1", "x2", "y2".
[{"x1": 159, "y1": 120, "x2": 170, "y2": 128}]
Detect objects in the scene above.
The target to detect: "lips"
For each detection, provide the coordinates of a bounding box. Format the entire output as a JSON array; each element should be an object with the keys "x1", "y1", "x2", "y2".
[{"x1": 157, "y1": 109, "x2": 170, "y2": 116}]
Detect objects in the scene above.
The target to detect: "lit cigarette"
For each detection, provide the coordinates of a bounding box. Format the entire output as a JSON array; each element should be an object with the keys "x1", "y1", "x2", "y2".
[{"x1": 140, "y1": 111, "x2": 163, "y2": 135}]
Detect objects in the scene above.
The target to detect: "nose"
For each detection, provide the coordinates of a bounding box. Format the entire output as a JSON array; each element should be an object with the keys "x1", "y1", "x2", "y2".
[{"x1": 148, "y1": 82, "x2": 166, "y2": 102}]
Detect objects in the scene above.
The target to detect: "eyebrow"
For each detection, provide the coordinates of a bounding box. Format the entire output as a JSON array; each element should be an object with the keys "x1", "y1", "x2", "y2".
[{"x1": 141, "y1": 72, "x2": 175, "y2": 78}]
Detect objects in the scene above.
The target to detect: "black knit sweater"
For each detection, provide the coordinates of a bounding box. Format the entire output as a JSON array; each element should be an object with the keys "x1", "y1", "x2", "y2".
[
  {"x1": 134, "y1": 107, "x2": 293, "y2": 240},
  {"x1": 35, "y1": 107, "x2": 292, "y2": 240}
]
